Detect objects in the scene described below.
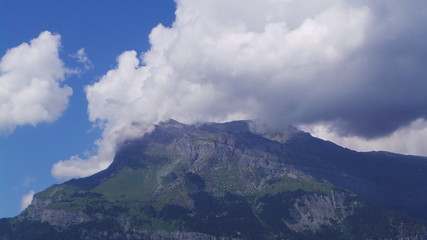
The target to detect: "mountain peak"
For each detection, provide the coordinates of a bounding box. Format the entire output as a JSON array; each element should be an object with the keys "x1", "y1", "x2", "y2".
[
  {"x1": 4, "y1": 120, "x2": 427, "y2": 239},
  {"x1": 158, "y1": 119, "x2": 186, "y2": 128}
]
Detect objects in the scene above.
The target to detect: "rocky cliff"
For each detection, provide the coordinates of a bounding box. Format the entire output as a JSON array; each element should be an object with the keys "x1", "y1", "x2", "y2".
[{"x1": 2, "y1": 120, "x2": 427, "y2": 240}]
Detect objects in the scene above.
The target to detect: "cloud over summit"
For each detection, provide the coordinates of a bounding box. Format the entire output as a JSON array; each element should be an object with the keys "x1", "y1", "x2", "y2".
[{"x1": 53, "y1": 0, "x2": 427, "y2": 178}]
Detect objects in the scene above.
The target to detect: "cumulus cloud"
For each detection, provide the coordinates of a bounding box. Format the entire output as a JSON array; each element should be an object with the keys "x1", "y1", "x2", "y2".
[
  {"x1": 20, "y1": 190, "x2": 35, "y2": 211},
  {"x1": 0, "y1": 31, "x2": 72, "y2": 134},
  {"x1": 53, "y1": 0, "x2": 427, "y2": 179}
]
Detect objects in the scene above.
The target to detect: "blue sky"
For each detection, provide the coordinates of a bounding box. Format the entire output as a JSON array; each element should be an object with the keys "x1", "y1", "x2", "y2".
[
  {"x1": 0, "y1": 0, "x2": 175, "y2": 217},
  {"x1": 2, "y1": 0, "x2": 427, "y2": 218}
]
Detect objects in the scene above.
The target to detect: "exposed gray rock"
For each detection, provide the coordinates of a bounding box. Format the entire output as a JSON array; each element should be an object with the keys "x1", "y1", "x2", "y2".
[
  {"x1": 3, "y1": 120, "x2": 427, "y2": 240},
  {"x1": 24, "y1": 187, "x2": 93, "y2": 227},
  {"x1": 132, "y1": 230, "x2": 242, "y2": 240},
  {"x1": 74, "y1": 228, "x2": 242, "y2": 240},
  {"x1": 285, "y1": 190, "x2": 358, "y2": 232},
  {"x1": 373, "y1": 235, "x2": 427, "y2": 240},
  {"x1": 39, "y1": 209, "x2": 93, "y2": 227}
]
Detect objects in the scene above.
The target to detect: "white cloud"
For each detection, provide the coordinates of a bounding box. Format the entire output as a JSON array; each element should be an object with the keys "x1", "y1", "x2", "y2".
[
  {"x1": 71, "y1": 48, "x2": 93, "y2": 71},
  {"x1": 301, "y1": 119, "x2": 427, "y2": 156},
  {"x1": 51, "y1": 151, "x2": 112, "y2": 180},
  {"x1": 0, "y1": 31, "x2": 72, "y2": 134},
  {"x1": 20, "y1": 190, "x2": 35, "y2": 211},
  {"x1": 53, "y1": 0, "x2": 427, "y2": 179}
]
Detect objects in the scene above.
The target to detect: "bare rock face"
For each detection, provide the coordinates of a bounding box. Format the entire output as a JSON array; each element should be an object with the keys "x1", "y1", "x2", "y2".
[
  {"x1": 124, "y1": 231, "x2": 242, "y2": 240},
  {"x1": 24, "y1": 193, "x2": 93, "y2": 227},
  {"x1": 39, "y1": 210, "x2": 93, "y2": 227},
  {"x1": 75, "y1": 230, "x2": 242, "y2": 240},
  {"x1": 374, "y1": 235, "x2": 427, "y2": 240},
  {"x1": 285, "y1": 191, "x2": 358, "y2": 232},
  {"x1": 3, "y1": 120, "x2": 427, "y2": 240},
  {"x1": 24, "y1": 196, "x2": 51, "y2": 220}
]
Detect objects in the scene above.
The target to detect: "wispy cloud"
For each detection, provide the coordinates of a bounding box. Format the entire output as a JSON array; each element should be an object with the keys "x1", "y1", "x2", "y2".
[
  {"x1": 20, "y1": 190, "x2": 35, "y2": 211},
  {"x1": 23, "y1": 176, "x2": 36, "y2": 187},
  {"x1": 70, "y1": 48, "x2": 93, "y2": 72}
]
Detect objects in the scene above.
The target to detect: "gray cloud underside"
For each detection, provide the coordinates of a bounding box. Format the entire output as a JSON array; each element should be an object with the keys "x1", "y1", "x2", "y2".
[{"x1": 53, "y1": 0, "x2": 427, "y2": 179}]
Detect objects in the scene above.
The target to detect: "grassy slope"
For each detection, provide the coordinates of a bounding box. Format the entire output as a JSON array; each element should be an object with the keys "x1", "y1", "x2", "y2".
[{"x1": 11, "y1": 122, "x2": 427, "y2": 239}]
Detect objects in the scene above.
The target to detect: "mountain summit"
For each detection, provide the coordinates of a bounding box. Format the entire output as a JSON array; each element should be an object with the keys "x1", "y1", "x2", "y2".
[{"x1": 2, "y1": 120, "x2": 427, "y2": 239}]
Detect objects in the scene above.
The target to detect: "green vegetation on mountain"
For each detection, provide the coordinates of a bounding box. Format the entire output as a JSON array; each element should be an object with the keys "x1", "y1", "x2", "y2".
[{"x1": 2, "y1": 120, "x2": 427, "y2": 240}]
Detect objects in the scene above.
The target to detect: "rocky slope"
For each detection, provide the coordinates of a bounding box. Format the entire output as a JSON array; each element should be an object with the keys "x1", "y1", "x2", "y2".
[{"x1": 1, "y1": 120, "x2": 427, "y2": 240}]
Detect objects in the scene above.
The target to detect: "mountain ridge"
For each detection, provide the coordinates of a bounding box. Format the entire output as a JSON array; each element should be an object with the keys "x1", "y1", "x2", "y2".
[{"x1": 2, "y1": 120, "x2": 427, "y2": 239}]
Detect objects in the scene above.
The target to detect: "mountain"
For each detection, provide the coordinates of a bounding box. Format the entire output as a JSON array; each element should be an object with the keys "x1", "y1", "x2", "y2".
[{"x1": 2, "y1": 120, "x2": 427, "y2": 240}]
